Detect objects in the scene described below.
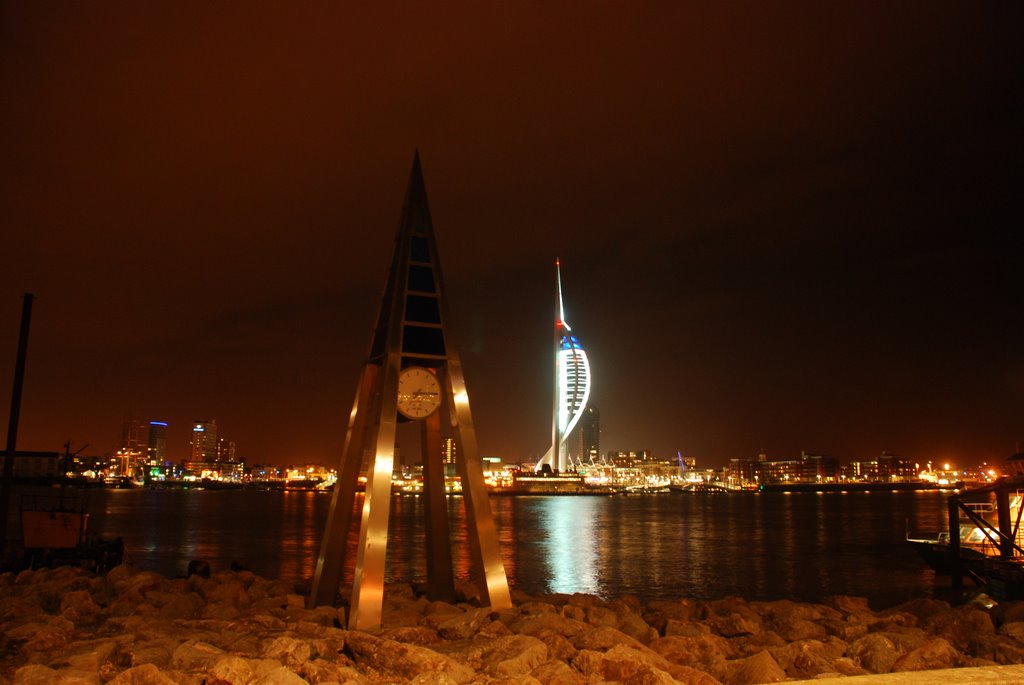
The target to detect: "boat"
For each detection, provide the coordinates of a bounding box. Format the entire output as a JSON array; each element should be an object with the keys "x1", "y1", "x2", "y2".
[
  {"x1": 907, "y1": 478, "x2": 1024, "y2": 580},
  {"x1": 19, "y1": 490, "x2": 124, "y2": 573},
  {"x1": 490, "y1": 471, "x2": 621, "y2": 495}
]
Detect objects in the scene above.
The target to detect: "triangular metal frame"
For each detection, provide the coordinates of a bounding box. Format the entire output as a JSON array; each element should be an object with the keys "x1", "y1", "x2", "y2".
[{"x1": 308, "y1": 152, "x2": 512, "y2": 630}]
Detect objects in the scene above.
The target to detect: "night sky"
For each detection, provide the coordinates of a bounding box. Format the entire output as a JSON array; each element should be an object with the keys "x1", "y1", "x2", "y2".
[{"x1": 1, "y1": 4, "x2": 1020, "y2": 469}]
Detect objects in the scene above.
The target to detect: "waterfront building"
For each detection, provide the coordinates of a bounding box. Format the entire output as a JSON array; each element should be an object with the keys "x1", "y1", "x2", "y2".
[
  {"x1": 0, "y1": 451, "x2": 61, "y2": 479},
  {"x1": 535, "y1": 261, "x2": 592, "y2": 473},
  {"x1": 578, "y1": 405, "x2": 601, "y2": 464},
  {"x1": 442, "y1": 437, "x2": 457, "y2": 465},
  {"x1": 608, "y1": 450, "x2": 653, "y2": 466},
  {"x1": 147, "y1": 421, "x2": 167, "y2": 466},
  {"x1": 190, "y1": 420, "x2": 218, "y2": 462}
]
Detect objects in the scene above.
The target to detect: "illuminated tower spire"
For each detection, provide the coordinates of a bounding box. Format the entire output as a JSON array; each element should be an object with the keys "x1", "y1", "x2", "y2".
[{"x1": 536, "y1": 259, "x2": 591, "y2": 473}]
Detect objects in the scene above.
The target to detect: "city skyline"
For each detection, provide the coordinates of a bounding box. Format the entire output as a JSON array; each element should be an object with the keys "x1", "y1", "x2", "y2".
[{"x1": 1, "y1": 4, "x2": 1020, "y2": 468}]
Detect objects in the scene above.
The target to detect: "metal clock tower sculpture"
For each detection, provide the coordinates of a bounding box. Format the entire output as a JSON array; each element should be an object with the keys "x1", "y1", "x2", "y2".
[{"x1": 308, "y1": 153, "x2": 512, "y2": 629}]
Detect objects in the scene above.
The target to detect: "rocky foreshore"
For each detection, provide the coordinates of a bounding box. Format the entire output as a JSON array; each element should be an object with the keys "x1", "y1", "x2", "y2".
[{"x1": 4, "y1": 565, "x2": 1024, "y2": 685}]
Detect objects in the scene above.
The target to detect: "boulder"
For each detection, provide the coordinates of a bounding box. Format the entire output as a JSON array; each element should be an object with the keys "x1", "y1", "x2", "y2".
[
  {"x1": 251, "y1": 665, "x2": 308, "y2": 685},
  {"x1": 530, "y1": 659, "x2": 585, "y2": 685},
  {"x1": 891, "y1": 636, "x2": 962, "y2": 672},
  {"x1": 649, "y1": 634, "x2": 732, "y2": 677},
  {"x1": 106, "y1": 663, "x2": 178, "y2": 685},
  {"x1": 572, "y1": 625, "x2": 646, "y2": 651},
  {"x1": 170, "y1": 639, "x2": 226, "y2": 670},
  {"x1": 722, "y1": 649, "x2": 786, "y2": 685},
  {"x1": 767, "y1": 638, "x2": 844, "y2": 679},
  {"x1": 509, "y1": 612, "x2": 588, "y2": 640},
  {"x1": 13, "y1": 664, "x2": 61, "y2": 685},
  {"x1": 344, "y1": 631, "x2": 474, "y2": 683},
  {"x1": 208, "y1": 655, "x2": 256, "y2": 684},
  {"x1": 481, "y1": 634, "x2": 549, "y2": 676},
  {"x1": 587, "y1": 643, "x2": 681, "y2": 685},
  {"x1": 60, "y1": 590, "x2": 102, "y2": 624},
  {"x1": 706, "y1": 612, "x2": 761, "y2": 638},
  {"x1": 260, "y1": 635, "x2": 313, "y2": 669},
  {"x1": 433, "y1": 606, "x2": 492, "y2": 640},
  {"x1": 527, "y1": 629, "x2": 577, "y2": 661},
  {"x1": 825, "y1": 595, "x2": 873, "y2": 616},
  {"x1": 53, "y1": 637, "x2": 123, "y2": 672},
  {"x1": 923, "y1": 604, "x2": 995, "y2": 652},
  {"x1": 849, "y1": 632, "x2": 901, "y2": 673},
  {"x1": 886, "y1": 598, "x2": 951, "y2": 623},
  {"x1": 818, "y1": 617, "x2": 868, "y2": 641},
  {"x1": 379, "y1": 625, "x2": 443, "y2": 645},
  {"x1": 665, "y1": 618, "x2": 713, "y2": 637}
]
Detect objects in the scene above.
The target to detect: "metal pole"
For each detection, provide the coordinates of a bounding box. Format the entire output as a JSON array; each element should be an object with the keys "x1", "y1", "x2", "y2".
[
  {"x1": 948, "y1": 494, "x2": 962, "y2": 590},
  {"x1": 1, "y1": 293, "x2": 34, "y2": 545}
]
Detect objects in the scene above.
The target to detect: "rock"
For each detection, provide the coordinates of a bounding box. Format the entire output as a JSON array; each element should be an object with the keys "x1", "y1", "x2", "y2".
[
  {"x1": 434, "y1": 606, "x2": 491, "y2": 640},
  {"x1": 19, "y1": 616, "x2": 75, "y2": 654},
  {"x1": 170, "y1": 639, "x2": 225, "y2": 670},
  {"x1": 13, "y1": 664, "x2": 60, "y2": 685},
  {"x1": 481, "y1": 635, "x2": 549, "y2": 676},
  {"x1": 587, "y1": 643, "x2": 680, "y2": 685},
  {"x1": 650, "y1": 634, "x2": 732, "y2": 678},
  {"x1": 344, "y1": 631, "x2": 474, "y2": 683},
  {"x1": 60, "y1": 590, "x2": 101, "y2": 623},
  {"x1": 143, "y1": 590, "x2": 203, "y2": 619},
  {"x1": 298, "y1": 657, "x2": 366, "y2": 684},
  {"x1": 252, "y1": 665, "x2": 308, "y2": 685},
  {"x1": 818, "y1": 617, "x2": 868, "y2": 641},
  {"x1": 478, "y1": 619, "x2": 514, "y2": 639},
  {"x1": 828, "y1": 657, "x2": 870, "y2": 676},
  {"x1": 722, "y1": 649, "x2": 786, "y2": 685},
  {"x1": 849, "y1": 632, "x2": 901, "y2": 673},
  {"x1": 996, "y1": 601, "x2": 1024, "y2": 625},
  {"x1": 528, "y1": 629, "x2": 576, "y2": 661},
  {"x1": 509, "y1": 612, "x2": 588, "y2": 640},
  {"x1": 767, "y1": 638, "x2": 844, "y2": 679},
  {"x1": 825, "y1": 595, "x2": 873, "y2": 615},
  {"x1": 530, "y1": 659, "x2": 585, "y2": 685},
  {"x1": 260, "y1": 635, "x2": 313, "y2": 669},
  {"x1": 380, "y1": 625, "x2": 443, "y2": 645},
  {"x1": 208, "y1": 654, "x2": 255, "y2": 684},
  {"x1": 730, "y1": 631, "x2": 788, "y2": 657},
  {"x1": 567, "y1": 592, "x2": 604, "y2": 608},
  {"x1": 887, "y1": 598, "x2": 951, "y2": 623},
  {"x1": 923, "y1": 604, "x2": 995, "y2": 652},
  {"x1": 585, "y1": 605, "x2": 619, "y2": 629},
  {"x1": 54, "y1": 637, "x2": 122, "y2": 672},
  {"x1": 570, "y1": 649, "x2": 603, "y2": 679},
  {"x1": 891, "y1": 636, "x2": 962, "y2": 672},
  {"x1": 106, "y1": 663, "x2": 178, "y2": 685},
  {"x1": 707, "y1": 612, "x2": 761, "y2": 637},
  {"x1": 572, "y1": 625, "x2": 646, "y2": 651},
  {"x1": 664, "y1": 619, "x2": 712, "y2": 637}
]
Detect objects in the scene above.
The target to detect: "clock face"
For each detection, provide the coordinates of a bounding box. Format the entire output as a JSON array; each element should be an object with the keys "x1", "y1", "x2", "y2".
[{"x1": 397, "y1": 366, "x2": 442, "y2": 419}]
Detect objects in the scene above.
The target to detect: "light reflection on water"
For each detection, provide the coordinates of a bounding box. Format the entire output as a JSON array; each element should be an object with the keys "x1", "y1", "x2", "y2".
[{"x1": 73, "y1": 488, "x2": 949, "y2": 608}]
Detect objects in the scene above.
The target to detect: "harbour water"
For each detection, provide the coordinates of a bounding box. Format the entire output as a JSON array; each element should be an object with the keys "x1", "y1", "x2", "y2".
[{"x1": 22, "y1": 487, "x2": 953, "y2": 609}]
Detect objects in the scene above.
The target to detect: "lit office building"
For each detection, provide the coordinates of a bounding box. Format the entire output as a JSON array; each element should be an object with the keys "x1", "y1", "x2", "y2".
[
  {"x1": 190, "y1": 420, "x2": 218, "y2": 462},
  {"x1": 442, "y1": 437, "x2": 457, "y2": 465},
  {"x1": 147, "y1": 421, "x2": 167, "y2": 464},
  {"x1": 578, "y1": 405, "x2": 601, "y2": 463}
]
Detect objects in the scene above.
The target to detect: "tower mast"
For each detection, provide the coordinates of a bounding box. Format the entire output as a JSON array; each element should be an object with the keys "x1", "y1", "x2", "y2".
[{"x1": 552, "y1": 259, "x2": 564, "y2": 473}]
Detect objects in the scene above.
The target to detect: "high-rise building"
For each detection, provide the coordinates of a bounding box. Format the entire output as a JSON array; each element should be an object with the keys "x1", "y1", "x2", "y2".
[
  {"x1": 578, "y1": 405, "x2": 600, "y2": 463},
  {"x1": 535, "y1": 260, "x2": 592, "y2": 473},
  {"x1": 147, "y1": 421, "x2": 167, "y2": 464},
  {"x1": 442, "y1": 437, "x2": 457, "y2": 465},
  {"x1": 191, "y1": 420, "x2": 218, "y2": 462}
]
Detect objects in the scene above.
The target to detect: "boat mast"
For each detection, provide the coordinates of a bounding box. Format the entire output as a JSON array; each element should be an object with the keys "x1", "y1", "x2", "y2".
[{"x1": 1, "y1": 293, "x2": 34, "y2": 547}]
